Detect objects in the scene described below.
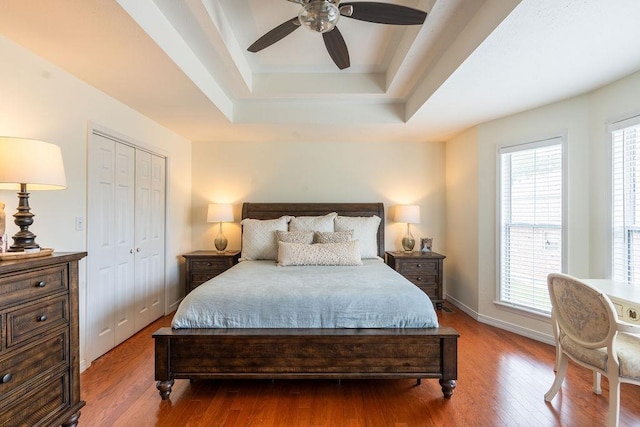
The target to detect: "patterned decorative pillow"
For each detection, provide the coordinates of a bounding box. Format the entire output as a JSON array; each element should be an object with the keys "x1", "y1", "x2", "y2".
[
  {"x1": 277, "y1": 241, "x2": 363, "y2": 266},
  {"x1": 314, "y1": 230, "x2": 353, "y2": 244},
  {"x1": 289, "y1": 212, "x2": 337, "y2": 232},
  {"x1": 334, "y1": 215, "x2": 381, "y2": 258},
  {"x1": 240, "y1": 216, "x2": 290, "y2": 260},
  {"x1": 276, "y1": 230, "x2": 314, "y2": 244}
]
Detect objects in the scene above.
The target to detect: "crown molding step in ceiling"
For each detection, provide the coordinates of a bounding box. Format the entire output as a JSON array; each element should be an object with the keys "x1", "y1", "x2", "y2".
[{"x1": 1, "y1": 0, "x2": 640, "y2": 142}]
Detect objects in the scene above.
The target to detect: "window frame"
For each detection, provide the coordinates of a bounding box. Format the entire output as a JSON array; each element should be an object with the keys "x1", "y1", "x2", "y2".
[
  {"x1": 609, "y1": 113, "x2": 640, "y2": 284},
  {"x1": 496, "y1": 135, "x2": 567, "y2": 315}
]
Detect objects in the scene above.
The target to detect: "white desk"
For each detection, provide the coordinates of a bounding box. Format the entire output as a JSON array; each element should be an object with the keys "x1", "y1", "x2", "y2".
[{"x1": 582, "y1": 279, "x2": 640, "y2": 323}]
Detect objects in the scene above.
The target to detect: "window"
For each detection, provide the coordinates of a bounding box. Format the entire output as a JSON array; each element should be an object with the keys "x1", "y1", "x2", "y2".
[
  {"x1": 499, "y1": 138, "x2": 564, "y2": 313},
  {"x1": 612, "y1": 116, "x2": 640, "y2": 285}
]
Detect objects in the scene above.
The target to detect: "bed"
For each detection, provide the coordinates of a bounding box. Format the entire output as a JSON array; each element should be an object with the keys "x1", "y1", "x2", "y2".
[{"x1": 153, "y1": 202, "x2": 459, "y2": 400}]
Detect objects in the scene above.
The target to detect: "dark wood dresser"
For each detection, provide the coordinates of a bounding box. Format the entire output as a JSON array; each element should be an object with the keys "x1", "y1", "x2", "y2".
[
  {"x1": 182, "y1": 250, "x2": 240, "y2": 295},
  {"x1": 0, "y1": 252, "x2": 86, "y2": 426},
  {"x1": 385, "y1": 251, "x2": 446, "y2": 309}
]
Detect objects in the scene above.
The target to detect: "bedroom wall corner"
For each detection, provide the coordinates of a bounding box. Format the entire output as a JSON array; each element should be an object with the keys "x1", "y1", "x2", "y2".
[
  {"x1": 0, "y1": 34, "x2": 193, "y2": 372},
  {"x1": 445, "y1": 127, "x2": 480, "y2": 313}
]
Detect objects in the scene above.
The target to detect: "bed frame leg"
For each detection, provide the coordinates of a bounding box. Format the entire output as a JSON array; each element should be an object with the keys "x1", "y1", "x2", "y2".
[
  {"x1": 439, "y1": 379, "x2": 456, "y2": 399},
  {"x1": 156, "y1": 380, "x2": 174, "y2": 400}
]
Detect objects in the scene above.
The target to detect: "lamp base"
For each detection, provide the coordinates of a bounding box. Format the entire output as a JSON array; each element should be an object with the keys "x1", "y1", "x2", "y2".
[
  {"x1": 401, "y1": 236, "x2": 415, "y2": 252},
  {"x1": 9, "y1": 184, "x2": 40, "y2": 252},
  {"x1": 214, "y1": 235, "x2": 228, "y2": 253}
]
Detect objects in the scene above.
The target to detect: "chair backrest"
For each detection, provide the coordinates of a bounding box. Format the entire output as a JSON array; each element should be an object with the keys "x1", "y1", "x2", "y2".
[{"x1": 547, "y1": 273, "x2": 619, "y2": 349}]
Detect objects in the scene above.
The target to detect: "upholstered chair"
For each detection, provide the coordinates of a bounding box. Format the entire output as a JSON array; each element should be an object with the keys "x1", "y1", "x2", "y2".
[{"x1": 545, "y1": 273, "x2": 640, "y2": 427}]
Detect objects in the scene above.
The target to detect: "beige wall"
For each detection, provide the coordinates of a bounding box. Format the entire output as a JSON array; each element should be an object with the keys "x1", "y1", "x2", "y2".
[
  {"x1": 0, "y1": 35, "x2": 193, "y2": 369},
  {"x1": 445, "y1": 127, "x2": 479, "y2": 311},
  {"x1": 445, "y1": 70, "x2": 640, "y2": 343},
  {"x1": 191, "y1": 140, "x2": 446, "y2": 255}
]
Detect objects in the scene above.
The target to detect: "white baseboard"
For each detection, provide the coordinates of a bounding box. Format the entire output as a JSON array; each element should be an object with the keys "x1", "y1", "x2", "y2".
[{"x1": 445, "y1": 294, "x2": 555, "y2": 346}]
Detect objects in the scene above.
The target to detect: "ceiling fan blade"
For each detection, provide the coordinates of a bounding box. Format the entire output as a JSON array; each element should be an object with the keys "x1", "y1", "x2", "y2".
[
  {"x1": 247, "y1": 17, "x2": 301, "y2": 53},
  {"x1": 340, "y1": 2, "x2": 427, "y2": 25},
  {"x1": 323, "y1": 27, "x2": 350, "y2": 70}
]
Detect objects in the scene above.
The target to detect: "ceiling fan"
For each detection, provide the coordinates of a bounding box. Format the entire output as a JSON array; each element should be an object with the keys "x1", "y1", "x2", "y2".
[{"x1": 247, "y1": 0, "x2": 428, "y2": 70}]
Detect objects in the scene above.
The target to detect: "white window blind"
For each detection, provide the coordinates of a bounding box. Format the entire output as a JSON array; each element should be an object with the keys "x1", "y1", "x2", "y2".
[
  {"x1": 499, "y1": 139, "x2": 563, "y2": 313},
  {"x1": 612, "y1": 117, "x2": 640, "y2": 285}
]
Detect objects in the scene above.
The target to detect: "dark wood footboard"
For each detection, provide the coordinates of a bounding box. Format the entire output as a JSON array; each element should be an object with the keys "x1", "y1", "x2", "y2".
[{"x1": 153, "y1": 326, "x2": 459, "y2": 400}]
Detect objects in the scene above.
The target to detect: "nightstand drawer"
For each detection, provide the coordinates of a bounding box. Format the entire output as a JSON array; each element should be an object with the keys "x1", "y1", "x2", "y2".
[
  {"x1": 0, "y1": 265, "x2": 67, "y2": 308},
  {"x1": 6, "y1": 294, "x2": 69, "y2": 348},
  {"x1": 191, "y1": 259, "x2": 231, "y2": 272},
  {"x1": 404, "y1": 274, "x2": 438, "y2": 287},
  {"x1": 416, "y1": 284, "x2": 438, "y2": 299},
  {"x1": 191, "y1": 273, "x2": 219, "y2": 286},
  {"x1": 396, "y1": 260, "x2": 439, "y2": 275},
  {"x1": 0, "y1": 330, "x2": 68, "y2": 399}
]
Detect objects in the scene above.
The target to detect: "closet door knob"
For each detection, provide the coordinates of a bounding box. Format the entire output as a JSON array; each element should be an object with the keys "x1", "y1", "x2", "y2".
[
  {"x1": 130, "y1": 249, "x2": 134, "y2": 254},
  {"x1": 136, "y1": 248, "x2": 141, "y2": 252}
]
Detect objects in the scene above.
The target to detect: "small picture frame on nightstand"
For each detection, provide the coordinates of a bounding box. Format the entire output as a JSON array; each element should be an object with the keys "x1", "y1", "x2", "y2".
[{"x1": 420, "y1": 237, "x2": 433, "y2": 253}]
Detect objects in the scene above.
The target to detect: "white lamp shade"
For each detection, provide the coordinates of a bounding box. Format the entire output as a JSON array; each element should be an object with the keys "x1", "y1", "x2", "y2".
[
  {"x1": 394, "y1": 205, "x2": 421, "y2": 224},
  {"x1": 207, "y1": 203, "x2": 234, "y2": 223},
  {"x1": 0, "y1": 137, "x2": 67, "y2": 190}
]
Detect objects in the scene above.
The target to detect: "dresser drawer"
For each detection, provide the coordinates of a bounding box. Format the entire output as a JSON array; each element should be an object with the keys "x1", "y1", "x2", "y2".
[
  {"x1": 6, "y1": 295, "x2": 69, "y2": 348},
  {"x1": 396, "y1": 260, "x2": 439, "y2": 275},
  {"x1": 191, "y1": 259, "x2": 232, "y2": 272},
  {"x1": 0, "y1": 265, "x2": 67, "y2": 309},
  {"x1": 0, "y1": 370, "x2": 70, "y2": 427},
  {"x1": 416, "y1": 284, "x2": 439, "y2": 299},
  {"x1": 0, "y1": 330, "x2": 68, "y2": 400}
]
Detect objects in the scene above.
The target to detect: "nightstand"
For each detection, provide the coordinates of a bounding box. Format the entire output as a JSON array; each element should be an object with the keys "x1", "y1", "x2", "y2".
[
  {"x1": 385, "y1": 251, "x2": 446, "y2": 309},
  {"x1": 182, "y1": 250, "x2": 240, "y2": 295}
]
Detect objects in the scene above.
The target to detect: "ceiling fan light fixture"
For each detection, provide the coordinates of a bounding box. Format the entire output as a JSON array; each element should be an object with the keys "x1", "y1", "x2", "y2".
[{"x1": 298, "y1": 1, "x2": 340, "y2": 33}]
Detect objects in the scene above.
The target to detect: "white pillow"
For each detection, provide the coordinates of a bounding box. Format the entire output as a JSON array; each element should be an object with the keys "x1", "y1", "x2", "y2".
[
  {"x1": 240, "y1": 216, "x2": 290, "y2": 260},
  {"x1": 277, "y1": 241, "x2": 363, "y2": 266},
  {"x1": 289, "y1": 212, "x2": 337, "y2": 232},
  {"x1": 334, "y1": 215, "x2": 381, "y2": 258}
]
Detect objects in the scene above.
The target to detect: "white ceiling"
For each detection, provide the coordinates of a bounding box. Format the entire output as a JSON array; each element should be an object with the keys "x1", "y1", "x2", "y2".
[{"x1": 1, "y1": 0, "x2": 640, "y2": 143}]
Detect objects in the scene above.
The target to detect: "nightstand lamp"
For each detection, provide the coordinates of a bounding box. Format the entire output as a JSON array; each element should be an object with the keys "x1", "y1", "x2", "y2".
[
  {"x1": 207, "y1": 203, "x2": 234, "y2": 252},
  {"x1": 394, "y1": 204, "x2": 420, "y2": 252},
  {"x1": 0, "y1": 137, "x2": 67, "y2": 252}
]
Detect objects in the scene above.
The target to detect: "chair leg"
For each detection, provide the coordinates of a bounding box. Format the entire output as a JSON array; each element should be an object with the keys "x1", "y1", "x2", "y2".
[
  {"x1": 592, "y1": 371, "x2": 602, "y2": 395},
  {"x1": 545, "y1": 353, "x2": 569, "y2": 402},
  {"x1": 608, "y1": 376, "x2": 620, "y2": 427}
]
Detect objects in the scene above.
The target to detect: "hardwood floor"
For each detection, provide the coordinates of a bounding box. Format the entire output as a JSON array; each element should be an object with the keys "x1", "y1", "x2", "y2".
[{"x1": 79, "y1": 306, "x2": 640, "y2": 426}]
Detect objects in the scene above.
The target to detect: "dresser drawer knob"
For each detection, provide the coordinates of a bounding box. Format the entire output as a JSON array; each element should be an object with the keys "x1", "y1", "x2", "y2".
[
  {"x1": 37, "y1": 315, "x2": 48, "y2": 322},
  {"x1": 35, "y1": 281, "x2": 46, "y2": 288},
  {"x1": 1, "y1": 373, "x2": 12, "y2": 384},
  {"x1": 416, "y1": 277, "x2": 422, "y2": 282}
]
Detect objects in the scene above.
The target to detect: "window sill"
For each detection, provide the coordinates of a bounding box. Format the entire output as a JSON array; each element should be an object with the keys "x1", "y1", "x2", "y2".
[{"x1": 493, "y1": 301, "x2": 551, "y2": 322}]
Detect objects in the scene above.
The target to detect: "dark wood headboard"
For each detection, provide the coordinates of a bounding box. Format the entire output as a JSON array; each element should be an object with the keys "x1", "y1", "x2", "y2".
[{"x1": 242, "y1": 203, "x2": 385, "y2": 258}]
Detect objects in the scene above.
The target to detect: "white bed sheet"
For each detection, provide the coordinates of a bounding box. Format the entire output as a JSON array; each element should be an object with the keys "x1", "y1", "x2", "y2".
[{"x1": 172, "y1": 259, "x2": 439, "y2": 329}]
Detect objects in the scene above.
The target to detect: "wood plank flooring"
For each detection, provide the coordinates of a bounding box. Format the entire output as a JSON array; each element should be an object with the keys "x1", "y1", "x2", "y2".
[{"x1": 79, "y1": 306, "x2": 640, "y2": 426}]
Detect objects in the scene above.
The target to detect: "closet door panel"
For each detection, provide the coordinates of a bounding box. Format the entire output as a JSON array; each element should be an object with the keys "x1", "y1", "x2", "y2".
[
  {"x1": 134, "y1": 150, "x2": 152, "y2": 332},
  {"x1": 114, "y1": 143, "x2": 136, "y2": 345},
  {"x1": 87, "y1": 135, "x2": 117, "y2": 361},
  {"x1": 149, "y1": 154, "x2": 166, "y2": 320}
]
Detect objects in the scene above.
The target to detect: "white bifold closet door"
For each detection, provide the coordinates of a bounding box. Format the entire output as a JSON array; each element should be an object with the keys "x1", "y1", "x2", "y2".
[{"x1": 87, "y1": 132, "x2": 166, "y2": 362}]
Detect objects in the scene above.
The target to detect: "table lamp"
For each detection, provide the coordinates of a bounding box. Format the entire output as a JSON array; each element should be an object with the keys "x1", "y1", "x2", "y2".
[
  {"x1": 394, "y1": 205, "x2": 420, "y2": 252},
  {"x1": 0, "y1": 137, "x2": 67, "y2": 252},
  {"x1": 207, "y1": 203, "x2": 234, "y2": 252}
]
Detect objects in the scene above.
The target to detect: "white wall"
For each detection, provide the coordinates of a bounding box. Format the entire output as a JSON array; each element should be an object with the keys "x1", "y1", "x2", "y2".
[
  {"x1": 0, "y1": 35, "x2": 193, "y2": 370},
  {"x1": 191, "y1": 140, "x2": 446, "y2": 255},
  {"x1": 445, "y1": 70, "x2": 640, "y2": 343}
]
